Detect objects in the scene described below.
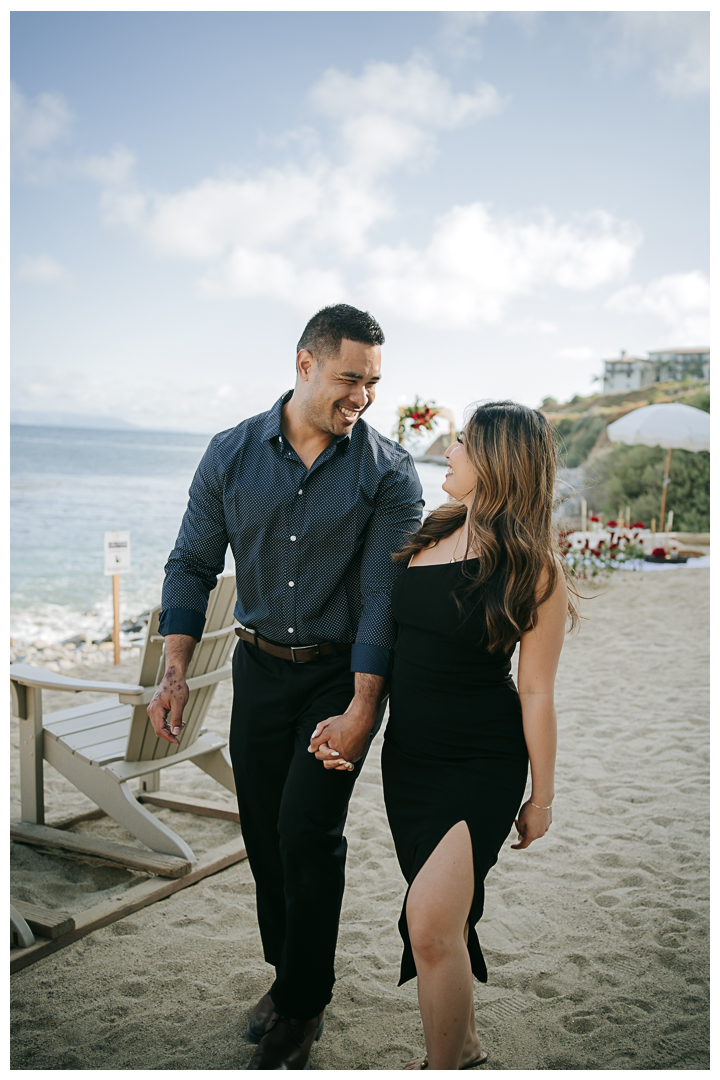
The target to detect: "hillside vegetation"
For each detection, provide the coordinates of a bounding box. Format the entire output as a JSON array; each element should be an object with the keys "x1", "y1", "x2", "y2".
[{"x1": 541, "y1": 379, "x2": 710, "y2": 532}]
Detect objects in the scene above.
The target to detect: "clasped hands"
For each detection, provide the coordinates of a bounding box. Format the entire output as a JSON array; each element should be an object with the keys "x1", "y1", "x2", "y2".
[{"x1": 308, "y1": 706, "x2": 373, "y2": 771}]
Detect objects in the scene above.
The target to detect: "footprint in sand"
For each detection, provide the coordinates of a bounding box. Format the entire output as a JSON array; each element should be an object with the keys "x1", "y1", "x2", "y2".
[
  {"x1": 593, "y1": 892, "x2": 622, "y2": 908},
  {"x1": 562, "y1": 1013, "x2": 599, "y2": 1034},
  {"x1": 109, "y1": 920, "x2": 140, "y2": 936}
]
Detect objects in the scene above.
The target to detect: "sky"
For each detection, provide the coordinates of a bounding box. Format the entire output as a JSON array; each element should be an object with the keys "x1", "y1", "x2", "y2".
[{"x1": 11, "y1": 10, "x2": 710, "y2": 437}]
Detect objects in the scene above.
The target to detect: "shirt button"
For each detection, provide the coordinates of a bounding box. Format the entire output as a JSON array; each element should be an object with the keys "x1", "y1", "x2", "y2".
[
  {"x1": 298, "y1": 489, "x2": 303, "y2": 495},
  {"x1": 289, "y1": 581, "x2": 295, "y2": 587},
  {"x1": 290, "y1": 535, "x2": 296, "y2": 541},
  {"x1": 288, "y1": 628, "x2": 294, "y2": 633}
]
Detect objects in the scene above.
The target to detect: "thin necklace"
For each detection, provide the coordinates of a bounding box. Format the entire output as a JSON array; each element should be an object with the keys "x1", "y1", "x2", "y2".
[{"x1": 450, "y1": 527, "x2": 466, "y2": 563}]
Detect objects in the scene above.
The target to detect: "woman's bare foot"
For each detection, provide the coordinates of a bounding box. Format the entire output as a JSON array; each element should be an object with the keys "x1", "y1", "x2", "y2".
[{"x1": 403, "y1": 1054, "x2": 427, "y2": 1070}]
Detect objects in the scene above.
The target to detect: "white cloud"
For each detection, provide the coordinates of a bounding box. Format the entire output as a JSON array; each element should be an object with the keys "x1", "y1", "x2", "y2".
[
  {"x1": 506, "y1": 319, "x2": 559, "y2": 336},
  {"x1": 81, "y1": 146, "x2": 136, "y2": 188},
  {"x1": 73, "y1": 58, "x2": 639, "y2": 327},
  {"x1": 310, "y1": 56, "x2": 503, "y2": 133},
  {"x1": 363, "y1": 206, "x2": 640, "y2": 328},
  {"x1": 11, "y1": 83, "x2": 74, "y2": 169},
  {"x1": 439, "y1": 13, "x2": 491, "y2": 59},
  {"x1": 199, "y1": 248, "x2": 345, "y2": 312},
  {"x1": 309, "y1": 57, "x2": 505, "y2": 179},
  {"x1": 16, "y1": 253, "x2": 69, "y2": 284},
  {"x1": 606, "y1": 271, "x2": 710, "y2": 343},
  {"x1": 596, "y1": 13, "x2": 709, "y2": 97},
  {"x1": 558, "y1": 346, "x2": 594, "y2": 361}
]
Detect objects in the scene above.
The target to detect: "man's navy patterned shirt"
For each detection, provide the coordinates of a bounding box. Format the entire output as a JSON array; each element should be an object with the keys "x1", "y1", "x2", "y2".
[{"x1": 159, "y1": 391, "x2": 424, "y2": 678}]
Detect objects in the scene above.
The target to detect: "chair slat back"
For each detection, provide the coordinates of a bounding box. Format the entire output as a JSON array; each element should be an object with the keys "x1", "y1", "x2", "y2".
[{"x1": 124, "y1": 575, "x2": 237, "y2": 763}]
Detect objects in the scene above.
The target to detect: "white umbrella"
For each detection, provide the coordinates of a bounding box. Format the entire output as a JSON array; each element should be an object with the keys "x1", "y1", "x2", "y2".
[{"x1": 606, "y1": 402, "x2": 710, "y2": 531}]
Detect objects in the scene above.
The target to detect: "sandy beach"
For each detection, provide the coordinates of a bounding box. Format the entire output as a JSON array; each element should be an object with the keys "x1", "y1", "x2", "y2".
[{"x1": 10, "y1": 568, "x2": 709, "y2": 1070}]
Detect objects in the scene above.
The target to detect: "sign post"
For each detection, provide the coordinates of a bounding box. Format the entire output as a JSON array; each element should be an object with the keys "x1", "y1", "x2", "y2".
[{"x1": 104, "y1": 531, "x2": 131, "y2": 666}]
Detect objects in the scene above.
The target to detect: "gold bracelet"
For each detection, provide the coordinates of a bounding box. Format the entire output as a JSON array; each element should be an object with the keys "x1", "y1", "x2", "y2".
[{"x1": 530, "y1": 801, "x2": 553, "y2": 810}]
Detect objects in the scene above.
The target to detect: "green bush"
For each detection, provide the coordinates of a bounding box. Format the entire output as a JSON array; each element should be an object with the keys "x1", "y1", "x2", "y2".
[
  {"x1": 555, "y1": 415, "x2": 607, "y2": 468},
  {"x1": 677, "y1": 387, "x2": 710, "y2": 413},
  {"x1": 590, "y1": 445, "x2": 710, "y2": 531}
]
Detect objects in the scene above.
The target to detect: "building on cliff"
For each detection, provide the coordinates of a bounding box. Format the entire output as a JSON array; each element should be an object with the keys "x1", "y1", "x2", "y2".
[{"x1": 602, "y1": 348, "x2": 709, "y2": 394}]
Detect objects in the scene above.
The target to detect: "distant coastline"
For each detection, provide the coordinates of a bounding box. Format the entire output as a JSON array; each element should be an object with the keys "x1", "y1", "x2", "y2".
[
  {"x1": 10, "y1": 412, "x2": 211, "y2": 436},
  {"x1": 11, "y1": 410, "x2": 142, "y2": 431}
]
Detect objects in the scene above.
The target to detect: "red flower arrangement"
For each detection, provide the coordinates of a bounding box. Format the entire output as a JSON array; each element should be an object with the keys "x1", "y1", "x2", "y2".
[
  {"x1": 396, "y1": 397, "x2": 440, "y2": 445},
  {"x1": 630, "y1": 521, "x2": 647, "y2": 529},
  {"x1": 605, "y1": 519, "x2": 618, "y2": 528},
  {"x1": 651, "y1": 547, "x2": 668, "y2": 559},
  {"x1": 589, "y1": 515, "x2": 600, "y2": 522}
]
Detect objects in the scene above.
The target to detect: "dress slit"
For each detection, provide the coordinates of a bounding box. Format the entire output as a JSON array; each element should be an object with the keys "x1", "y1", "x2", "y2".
[{"x1": 396, "y1": 818, "x2": 488, "y2": 987}]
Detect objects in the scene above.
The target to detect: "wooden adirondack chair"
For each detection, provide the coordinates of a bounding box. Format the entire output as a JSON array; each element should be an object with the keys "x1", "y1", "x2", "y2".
[{"x1": 11, "y1": 575, "x2": 238, "y2": 862}]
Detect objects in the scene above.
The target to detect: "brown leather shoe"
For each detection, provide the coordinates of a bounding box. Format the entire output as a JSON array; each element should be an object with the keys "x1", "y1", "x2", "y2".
[
  {"x1": 246, "y1": 993, "x2": 278, "y2": 1044},
  {"x1": 246, "y1": 1011, "x2": 325, "y2": 1070}
]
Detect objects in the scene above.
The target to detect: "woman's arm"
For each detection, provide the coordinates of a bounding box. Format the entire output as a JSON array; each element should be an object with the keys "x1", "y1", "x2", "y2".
[{"x1": 512, "y1": 564, "x2": 569, "y2": 850}]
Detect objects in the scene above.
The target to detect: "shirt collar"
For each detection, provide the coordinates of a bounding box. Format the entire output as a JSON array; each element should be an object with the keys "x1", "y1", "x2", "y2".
[
  {"x1": 260, "y1": 390, "x2": 293, "y2": 443},
  {"x1": 260, "y1": 390, "x2": 353, "y2": 452}
]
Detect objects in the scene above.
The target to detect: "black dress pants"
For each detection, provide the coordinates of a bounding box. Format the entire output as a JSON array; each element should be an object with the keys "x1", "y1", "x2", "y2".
[{"x1": 229, "y1": 640, "x2": 384, "y2": 1020}]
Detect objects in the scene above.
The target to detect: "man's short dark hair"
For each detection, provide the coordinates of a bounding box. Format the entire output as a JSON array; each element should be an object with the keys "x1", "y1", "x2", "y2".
[{"x1": 296, "y1": 304, "x2": 385, "y2": 361}]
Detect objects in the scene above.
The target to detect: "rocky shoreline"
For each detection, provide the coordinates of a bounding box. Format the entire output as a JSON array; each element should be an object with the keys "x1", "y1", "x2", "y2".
[{"x1": 9, "y1": 610, "x2": 152, "y2": 672}]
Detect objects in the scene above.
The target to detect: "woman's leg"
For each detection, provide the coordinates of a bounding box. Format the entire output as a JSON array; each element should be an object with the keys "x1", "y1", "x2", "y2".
[{"x1": 404, "y1": 821, "x2": 484, "y2": 1070}]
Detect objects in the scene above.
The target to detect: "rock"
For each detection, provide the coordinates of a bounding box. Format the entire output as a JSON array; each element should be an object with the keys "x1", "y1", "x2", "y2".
[
  {"x1": 98, "y1": 642, "x2": 114, "y2": 652},
  {"x1": 62, "y1": 632, "x2": 91, "y2": 647},
  {"x1": 33, "y1": 640, "x2": 49, "y2": 651}
]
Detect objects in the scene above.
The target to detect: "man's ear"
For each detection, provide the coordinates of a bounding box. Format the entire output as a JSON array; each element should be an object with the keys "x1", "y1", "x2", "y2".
[{"x1": 296, "y1": 349, "x2": 315, "y2": 382}]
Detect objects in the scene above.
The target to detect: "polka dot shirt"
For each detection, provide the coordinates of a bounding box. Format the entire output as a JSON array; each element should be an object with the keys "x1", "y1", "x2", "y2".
[{"x1": 159, "y1": 391, "x2": 424, "y2": 677}]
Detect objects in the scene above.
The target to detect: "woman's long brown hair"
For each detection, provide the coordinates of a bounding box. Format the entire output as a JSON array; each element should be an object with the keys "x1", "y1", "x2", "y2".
[{"x1": 394, "y1": 400, "x2": 579, "y2": 653}]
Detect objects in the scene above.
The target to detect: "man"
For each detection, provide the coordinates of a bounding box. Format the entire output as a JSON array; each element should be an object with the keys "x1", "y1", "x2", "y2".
[{"x1": 148, "y1": 304, "x2": 423, "y2": 1069}]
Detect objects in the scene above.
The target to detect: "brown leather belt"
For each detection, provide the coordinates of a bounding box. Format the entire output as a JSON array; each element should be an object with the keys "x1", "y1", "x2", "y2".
[{"x1": 235, "y1": 626, "x2": 352, "y2": 663}]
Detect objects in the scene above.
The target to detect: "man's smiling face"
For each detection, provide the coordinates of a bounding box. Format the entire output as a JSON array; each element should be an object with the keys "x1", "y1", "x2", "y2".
[{"x1": 299, "y1": 338, "x2": 382, "y2": 437}]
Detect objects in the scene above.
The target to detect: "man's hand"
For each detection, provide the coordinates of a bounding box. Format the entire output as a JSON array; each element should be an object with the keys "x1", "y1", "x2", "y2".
[
  {"x1": 308, "y1": 672, "x2": 386, "y2": 770},
  {"x1": 146, "y1": 634, "x2": 197, "y2": 746},
  {"x1": 308, "y1": 708, "x2": 372, "y2": 769}
]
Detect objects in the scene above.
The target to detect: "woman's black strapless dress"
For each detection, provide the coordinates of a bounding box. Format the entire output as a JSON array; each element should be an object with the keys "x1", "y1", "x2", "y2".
[{"x1": 382, "y1": 559, "x2": 529, "y2": 985}]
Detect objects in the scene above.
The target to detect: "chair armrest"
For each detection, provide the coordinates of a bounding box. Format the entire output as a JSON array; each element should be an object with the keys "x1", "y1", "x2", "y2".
[
  {"x1": 117, "y1": 663, "x2": 233, "y2": 706},
  {"x1": 9, "y1": 663, "x2": 144, "y2": 697}
]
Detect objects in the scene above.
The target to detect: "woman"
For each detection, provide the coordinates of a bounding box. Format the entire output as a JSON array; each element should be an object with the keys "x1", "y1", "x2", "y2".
[{"x1": 382, "y1": 400, "x2": 577, "y2": 1070}]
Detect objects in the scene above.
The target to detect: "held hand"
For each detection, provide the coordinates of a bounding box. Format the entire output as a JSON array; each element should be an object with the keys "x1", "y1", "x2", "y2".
[
  {"x1": 510, "y1": 800, "x2": 553, "y2": 850},
  {"x1": 307, "y1": 709, "x2": 373, "y2": 771},
  {"x1": 146, "y1": 672, "x2": 189, "y2": 746}
]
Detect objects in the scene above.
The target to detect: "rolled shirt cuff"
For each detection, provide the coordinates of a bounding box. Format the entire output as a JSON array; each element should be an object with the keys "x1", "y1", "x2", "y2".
[
  {"x1": 158, "y1": 607, "x2": 206, "y2": 641},
  {"x1": 350, "y1": 643, "x2": 392, "y2": 679}
]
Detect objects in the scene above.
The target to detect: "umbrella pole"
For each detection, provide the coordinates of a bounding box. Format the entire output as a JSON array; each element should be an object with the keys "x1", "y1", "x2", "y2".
[{"x1": 659, "y1": 447, "x2": 673, "y2": 533}]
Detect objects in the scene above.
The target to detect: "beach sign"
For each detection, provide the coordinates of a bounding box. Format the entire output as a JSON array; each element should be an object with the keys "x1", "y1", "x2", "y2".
[
  {"x1": 104, "y1": 531, "x2": 131, "y2": 576},
  {"x1": 104, "y1": 531, "x2": 130, "y2": 665}
]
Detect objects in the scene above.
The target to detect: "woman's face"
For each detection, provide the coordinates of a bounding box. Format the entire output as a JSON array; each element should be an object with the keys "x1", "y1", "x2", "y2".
[{"x1": 442, "y1": 433, "x2": 477, "y2": 505}]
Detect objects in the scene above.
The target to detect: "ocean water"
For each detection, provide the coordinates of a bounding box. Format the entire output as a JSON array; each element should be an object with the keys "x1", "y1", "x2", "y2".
[{"x1": 10, "y1": 425, "x2": 448, "y2": 646}]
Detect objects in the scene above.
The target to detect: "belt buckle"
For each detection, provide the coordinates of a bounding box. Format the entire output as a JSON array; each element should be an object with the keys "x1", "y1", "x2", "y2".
[{"x1": 290, "y1": 643, "x2": 319, "y2": 663}]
